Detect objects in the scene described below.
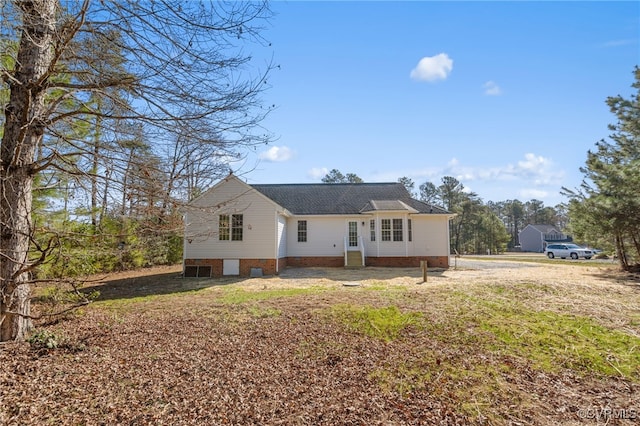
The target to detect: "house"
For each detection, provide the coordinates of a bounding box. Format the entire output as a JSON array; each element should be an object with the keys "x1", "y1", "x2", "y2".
[
  {"x1": 518, "y1": 224, "x2": 572, "y2": 253},
  {"x1": 182, "y1": 173, "x2": 453, "y2": 277}
]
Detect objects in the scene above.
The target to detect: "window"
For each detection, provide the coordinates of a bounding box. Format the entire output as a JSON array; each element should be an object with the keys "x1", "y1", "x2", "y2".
[
  {"x1": 219, "y1": 215, "x2": 229, "y2": 240},
  {"x1": 219, "y1": 214, "x2": 243, "y2": 241},
  {"x1": 393, "y1": 219, "x2": 403, "y2": 242},
  {"x1": 298, "y1": 220, "x2": 307, "y2": 242},
  {"x1": 408, "y1": 219, "x2": 412, "y2": 242},
  {"x1": 231, "y1": 214, "x2": 243, "y2": 241},
  {"x1": 370, "y1": 220, "x2": 375, "y2": 242},
  {"x1": 381, "y1": 219, "x2": 391, "y2": 241}
]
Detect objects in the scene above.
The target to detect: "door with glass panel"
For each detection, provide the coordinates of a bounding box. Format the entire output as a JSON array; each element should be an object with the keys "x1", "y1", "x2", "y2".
[{"x1": 347, "y1": 220, "x2": 359, "y2": 249}]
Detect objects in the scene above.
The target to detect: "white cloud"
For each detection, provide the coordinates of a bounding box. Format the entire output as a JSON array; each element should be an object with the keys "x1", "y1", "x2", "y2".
[
  {"x1": 516, "y1": 153, "x2": 563, "y2": 184},
  {"x1": 410, "y1": 153, "x2": 561, "y2": 186},
  {"x1": 259, "y1": 146, "x2": 293, "y2": 162},
  {"x1": 518, "y1": 153, "x2": 549, "y2": 172},
  {"x1": 308, "y1": 167, "x2": 329, "y2": 180},
  {"x1": 410, "y1": 53, "x2": 453, "y2": 82},
  {"x1": 370, "y1": 153, "x2": 566, "y2": 205},
  {"x1": 483, "y1": 81, "x2": 502, "y2": 96}
]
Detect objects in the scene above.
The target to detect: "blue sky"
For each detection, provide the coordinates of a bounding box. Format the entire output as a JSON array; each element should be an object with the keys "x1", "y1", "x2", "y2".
[{"x1": 238, "y1": 1, "x2": 639, "y2": 207}]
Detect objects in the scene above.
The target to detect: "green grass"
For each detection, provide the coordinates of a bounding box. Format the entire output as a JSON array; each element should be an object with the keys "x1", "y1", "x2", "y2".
[
  {"x1": 330, "y1": 304, "x2": 423, "y2": 342},
  {"x1": 479, "y1": 304, "x2": 640, "y2": 379},
  {"x1": 443, "y1": 292, "x2": 640, "y2": 380},
  {"x1": 217, "y1": 286, "x2": 327, "y2": 304}
]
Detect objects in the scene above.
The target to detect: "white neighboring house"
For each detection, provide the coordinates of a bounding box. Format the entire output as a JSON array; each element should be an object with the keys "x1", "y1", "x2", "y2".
[
  {"x1": 518, "y1": 224, "x2": 572, "y2": 253},
  {"x1": 183, "y1": 173, "x2": 454, "y2": 277}
]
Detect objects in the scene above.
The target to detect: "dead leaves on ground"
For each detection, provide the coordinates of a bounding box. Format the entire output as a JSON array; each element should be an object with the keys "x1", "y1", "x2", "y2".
[{"x1": 1, "y1": 286, "x2": 638, "y2": 425}]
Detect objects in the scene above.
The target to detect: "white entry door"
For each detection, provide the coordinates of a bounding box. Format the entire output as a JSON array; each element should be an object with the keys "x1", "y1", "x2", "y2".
[{"x1": 347, "y1": 220, "x2": 359, "y2": 250}]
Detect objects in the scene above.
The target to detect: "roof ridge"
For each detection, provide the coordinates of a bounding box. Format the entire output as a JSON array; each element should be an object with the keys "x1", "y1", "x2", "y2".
[{"x1": 251, "y1": 182, "x2": 401, "y2": 187}]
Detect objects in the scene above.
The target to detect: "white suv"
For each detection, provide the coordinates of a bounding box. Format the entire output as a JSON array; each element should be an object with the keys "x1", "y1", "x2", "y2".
[{"x1": 544, "y1": 244, "x2": 593, "y2": 260}]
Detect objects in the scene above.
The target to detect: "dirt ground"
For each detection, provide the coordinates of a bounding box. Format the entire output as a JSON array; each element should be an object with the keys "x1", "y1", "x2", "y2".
[{"x1": 1, "y1": 257, "x2": 639, "y2": 425}]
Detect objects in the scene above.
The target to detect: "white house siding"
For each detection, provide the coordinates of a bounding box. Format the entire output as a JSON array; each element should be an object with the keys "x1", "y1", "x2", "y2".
[
  {"x1": 277, "y1": 215, "x2": 287, "y2": 258},
  {"x1": 364, "y1": 214, "x2": 450, "y2": 258},
  {"x1": 184, "y1": 176, "x2": 279, "y2": 260},
  {"x1": 410, "y1": 215, "x2": 450, "y2": 256},
  {"x1": 286, "y1": 216, "x2": 361, "y2": 257}
]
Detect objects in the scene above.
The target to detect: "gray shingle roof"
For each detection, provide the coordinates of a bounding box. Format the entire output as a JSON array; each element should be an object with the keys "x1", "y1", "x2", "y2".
[{"x1": 251, "y1": 182, "x2": 449, "y2": 215}]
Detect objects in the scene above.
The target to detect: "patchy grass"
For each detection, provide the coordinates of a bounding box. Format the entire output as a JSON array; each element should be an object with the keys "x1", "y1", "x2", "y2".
[
  {"x1": 478, "y1": 303, "x2": 640, "y2": 379},
  {"x1": 330, "y1": 304, "x2": 423, "y2": 342},
  {"x1": 217, "y1": 286, "x2": 327, "y2": 304},
  {"x1": 3, "y1": 263, "x2": 640, "y2": 425}
]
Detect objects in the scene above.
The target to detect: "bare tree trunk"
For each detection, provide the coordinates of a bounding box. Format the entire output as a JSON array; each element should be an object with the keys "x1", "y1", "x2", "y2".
[
  {"x1": 614, "y1": 231, "x2": 629, "y2": 271},
  {"x1": 91, "y1": 116, "x2": 102, "y2": 228},
  {"x1": 0, "y1": 0, "x2": 57, "y2": 341}
]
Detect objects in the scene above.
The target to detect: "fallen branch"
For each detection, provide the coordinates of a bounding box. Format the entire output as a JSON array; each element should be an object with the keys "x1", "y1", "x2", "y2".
[{"x1": 6, "y1": 299, "x2": 92, "y2": 320}]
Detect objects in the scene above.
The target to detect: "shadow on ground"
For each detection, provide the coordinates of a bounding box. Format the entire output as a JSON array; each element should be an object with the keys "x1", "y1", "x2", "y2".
[
  {"x1": 80, "y1": 266, "x2": 448, "y2": 302},
  {"x1": 82, "y1": 271, "x2": 245, "y2": 302}
]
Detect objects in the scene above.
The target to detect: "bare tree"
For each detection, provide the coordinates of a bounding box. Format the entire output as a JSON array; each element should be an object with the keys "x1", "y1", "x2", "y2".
[{"x1": 0, "y1": 0, "x2": 274, "y2": 340}]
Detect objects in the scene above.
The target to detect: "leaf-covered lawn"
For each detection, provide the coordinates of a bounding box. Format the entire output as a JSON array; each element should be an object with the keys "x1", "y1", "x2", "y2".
[{"x1": 1, "y1": 263, "x2": 639, "y2": 425}]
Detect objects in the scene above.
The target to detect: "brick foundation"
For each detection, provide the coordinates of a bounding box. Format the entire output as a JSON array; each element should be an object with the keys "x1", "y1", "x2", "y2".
[
  {"x1": 184, "y1": 255, "x2": 449, "y2": 277},
  {"x1": 184, "y1": 258, "x2": 223, "y2": 277},
  {"x1": 239, "y1": 258, "x2": 278, "y2": 277},
  {"x1": 285, "y1": 256, "x2": 344, "y2": 268},
  {"x1": 365, "y1": 256, "x2": 449, "y2": 268},
  {"x1": 184, "y1": 258, "x2": 283, "y2": 278}
]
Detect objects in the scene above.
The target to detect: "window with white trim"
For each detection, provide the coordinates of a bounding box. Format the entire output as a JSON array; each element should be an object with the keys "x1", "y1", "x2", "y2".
[
  {"x1": 370, "y1": 220, "x2": 375, "y2": 242},
  {"x1": 219, "y1": 215, "x2": 229, "y2": 240},
  {"x1": 381, "y1": 219, "x2": 391, "y2": 241},
  {"x1": 298, "y1": 220, "x2": 307, "y2": 242},
  {"x1": 231, "y1": 214, "x2": 243, "y2": 241},
  {"x1": 219, "y1": 214, "x2": 243, "y2": 241},
  {"x1": 392, "y1": 219, "x2": 403, "y2": 241},
  {"x1": 408, "y1": 219, "x2": 412, "y2": 242}
]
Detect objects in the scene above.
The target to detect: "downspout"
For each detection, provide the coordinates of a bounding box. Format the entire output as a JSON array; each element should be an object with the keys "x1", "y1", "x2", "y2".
[
  {"x1": 182, "y1": 213, "x2": 187, "y2": 276},
  {"x1": 447, "y1": 214, "x2": 453, "y2": 265},
  {"x1": 404, "y1": 215, "x2": 409, "y2": 257},
  {"x1": 376, "y1": 215, "x2": 380, "y2": 257}
]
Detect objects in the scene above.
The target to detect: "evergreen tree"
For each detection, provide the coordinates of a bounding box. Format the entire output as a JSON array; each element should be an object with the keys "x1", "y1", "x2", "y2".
[
  {"x1": 321, "y1": 169, "x2": 363, "y2": 183},
  {"x1": 564, "y1": 67, "x2": 640, "y2": 270}
]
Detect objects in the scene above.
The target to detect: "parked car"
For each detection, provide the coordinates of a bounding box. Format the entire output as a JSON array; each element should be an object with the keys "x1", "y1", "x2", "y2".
[{"x1": 544, "y1": 244, "x2": 593, "y2": 260}]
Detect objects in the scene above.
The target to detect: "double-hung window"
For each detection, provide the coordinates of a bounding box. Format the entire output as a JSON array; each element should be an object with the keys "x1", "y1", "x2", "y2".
[
  {"x1": 219, "y1": 215, "x2": 230, "y2": 240},
  {"x1": 219, "y1": 214, "x2": 243, "y2": 241},
  {"x1": 231, "y1": 214, "x2": 243, "y2": 241},
  {"x1": 392, "y1": 219, "x2": 403, "y2": 242},
  {"x1": 381, "y1": 218, "x2": 403, "y2": 242},
  {"x1": 298, "y1": 220, "x2": 307, "y2": 242},
  {"x1": 370, "y1": 220, "x2": 376, "y2": 242},
  {"x1": 381, "y1": 219, "x2": 391, "y2": 241}
]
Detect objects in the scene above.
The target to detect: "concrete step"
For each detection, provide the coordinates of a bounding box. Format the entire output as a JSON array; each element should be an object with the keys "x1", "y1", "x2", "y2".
[{"x1": 345, "y1": 251, "x2": 363, "y2": 268}]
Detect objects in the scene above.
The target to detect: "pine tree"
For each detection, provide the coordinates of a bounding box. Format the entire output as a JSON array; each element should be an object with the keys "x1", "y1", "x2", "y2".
[{"x1": 565, "y1": 67, "x2": 640, "y2": 270}]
